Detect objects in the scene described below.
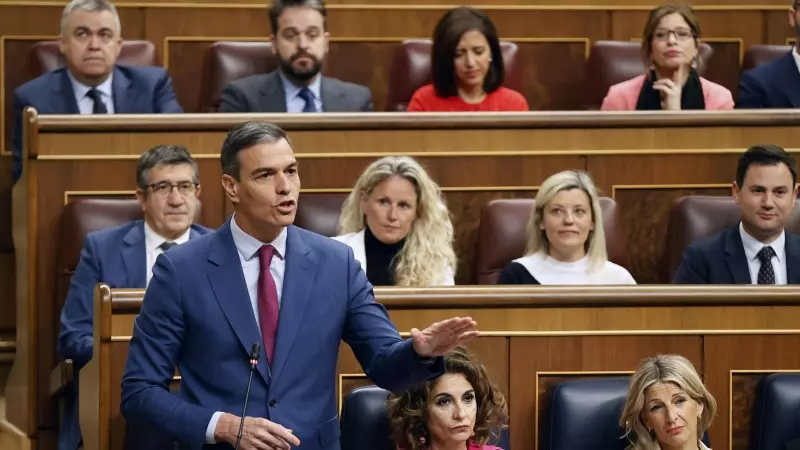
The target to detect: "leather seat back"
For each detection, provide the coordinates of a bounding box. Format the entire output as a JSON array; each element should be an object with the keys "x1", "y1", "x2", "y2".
[
  {"x1": 749, "y1": 373, "x2": 800, "y2": 450},
  {"x1": 386, "y1": 38, "x2": 523, "y2": 111},
  {"x1": 199, "y1": 41, "x2": 278, "y2": 112},
  {"x1": 474, "y1": 197, "x2": 629, "y2": 284}
]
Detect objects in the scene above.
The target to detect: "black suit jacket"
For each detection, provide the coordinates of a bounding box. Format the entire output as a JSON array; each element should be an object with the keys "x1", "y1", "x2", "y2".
[
  {"x1": 12, "y1": 65, "x2": 183, "y2": 182},
  {"x1": 788, "y1": 438, "x2": 800, "y2": 450},
  {"x1": 738, "y1": 51, "x2": 800, "y2": 109},
  {"x1": 218, "y1": 70, "x2": 373, "y2": 113},
  {"x1": 673, "y1": 224, "x2": 800, "y2": 284}
]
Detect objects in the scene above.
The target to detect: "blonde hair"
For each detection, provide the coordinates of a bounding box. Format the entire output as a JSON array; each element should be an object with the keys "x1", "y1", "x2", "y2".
[
  {"x1": 338, "y1": 156, "x2": 457, "y2": 286},
  {"x1": 525, "y1": 170, "x2": 607, "y2": 271},
  {"x1": 619, "y1": 354, "x2": 717, "y2": 450}
]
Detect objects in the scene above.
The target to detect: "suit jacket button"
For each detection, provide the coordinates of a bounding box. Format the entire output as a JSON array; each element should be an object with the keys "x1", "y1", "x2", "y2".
[{"x1": 269, "y1": 399, "x2": 278, "y2": 408}]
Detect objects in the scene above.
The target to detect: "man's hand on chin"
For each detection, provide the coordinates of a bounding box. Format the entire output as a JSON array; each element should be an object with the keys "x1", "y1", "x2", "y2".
[{"x1": 215, "y1": 412, "x2": 300, "y2": 450}]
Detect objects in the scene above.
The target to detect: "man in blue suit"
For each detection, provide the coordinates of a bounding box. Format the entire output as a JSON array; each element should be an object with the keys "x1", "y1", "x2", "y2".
[
  {"x1": 674, "y1": 145, "x2": 800, "y2": 284},
  {"x1": 11, "y1": 0, "x2": 183, "y2": 182},
  {"x1": 737, "y1": 0, "x2": 800, "y2": 108},
  {"x1": 57, "y1": 144, "x2": 210, "y2": 450},
  {"x1": 121, "y1": 121, "x2": 479, "y2": 450}
]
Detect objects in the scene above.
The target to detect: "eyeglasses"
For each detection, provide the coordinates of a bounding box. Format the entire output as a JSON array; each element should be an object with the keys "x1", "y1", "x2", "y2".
[
  {"x1": 146, "y1": 181, "x2": 198, "y2": 198},
  {"x1": 653, "y1": 28, "x2": 695, "y2": 41}
]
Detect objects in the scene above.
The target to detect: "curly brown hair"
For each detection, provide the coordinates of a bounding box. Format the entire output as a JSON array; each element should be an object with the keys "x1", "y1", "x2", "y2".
[{"x1": 387, "y1": 347, "x2": 508, "y2": 450}]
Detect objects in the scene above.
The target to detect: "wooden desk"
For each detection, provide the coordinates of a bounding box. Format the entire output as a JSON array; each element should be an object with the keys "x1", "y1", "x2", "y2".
[
  {"x1": 8, "y1": 110, "x2": 800, "y2": 446},
  {"x1": 83, "y1": 285, "x2": 800, "y2": 450}
]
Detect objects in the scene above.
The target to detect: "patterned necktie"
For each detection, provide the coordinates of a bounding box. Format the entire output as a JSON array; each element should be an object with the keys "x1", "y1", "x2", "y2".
[
  {"x1": 159, "y1": 241, "x2": 177, "y2": 252},
  {"x1": 86, "y1": 88, "x2": 108, "y2": 114},
  {"x1": 757, "y1": 246, "x2": 777, "y2": 284},
  {"x1": 298, "y1": 88, "x2": 318, "y2": 113},
  {"x1": 258, "y1": 245, "x2": 280, "y2": 366}
]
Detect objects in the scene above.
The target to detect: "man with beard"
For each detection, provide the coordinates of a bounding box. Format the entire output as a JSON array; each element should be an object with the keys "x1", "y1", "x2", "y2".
[
  {"x1": 219, "y1": 0, "x2": 373, "y2": 113},
  {"x1": 673, "y1": 145, "x2": 800, "y2": 284},
  {"x1": 738, "y1": 0, "x2": 800, "y2": 108}
]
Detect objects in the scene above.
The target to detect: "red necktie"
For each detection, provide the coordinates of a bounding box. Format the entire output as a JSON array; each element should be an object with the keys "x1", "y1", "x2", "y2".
[{"x1": 258, "y1": 245, "x2": 279, "y2": 366}]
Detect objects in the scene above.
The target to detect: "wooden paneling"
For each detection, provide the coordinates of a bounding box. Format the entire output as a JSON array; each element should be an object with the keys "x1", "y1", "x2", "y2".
[
  {"x1": 510, "y1": 335, "x2": 702, "y2": 450},
  {"x1": 704, "y1": 335, "x2": 800, "y2": 450},
  {"x1": 86, "y1": 287, "x2": 800, "y2": 450}
]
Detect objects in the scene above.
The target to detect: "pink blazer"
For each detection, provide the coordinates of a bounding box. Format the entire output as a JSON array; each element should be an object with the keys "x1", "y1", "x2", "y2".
[{"x1": 600, "y1": 74, "x2": 734, "y2": 111}]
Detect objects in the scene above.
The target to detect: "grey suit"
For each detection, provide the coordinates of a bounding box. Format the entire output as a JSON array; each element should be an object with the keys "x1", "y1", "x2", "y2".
[{"x1": 218, "y1": 70, "x2": 373, "y2": 113}]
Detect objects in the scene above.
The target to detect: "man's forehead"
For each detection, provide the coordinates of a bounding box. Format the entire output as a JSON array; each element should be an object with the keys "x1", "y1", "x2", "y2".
[
  {"x1": 66, "y1": 9, "x2": 118, "y2": 30},
  {"x1": 278, "y1": 7, "x2": 324, "y2": 29}
]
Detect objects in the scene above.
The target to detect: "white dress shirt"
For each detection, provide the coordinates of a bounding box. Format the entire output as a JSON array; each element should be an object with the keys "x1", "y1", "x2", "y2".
[
  {"x1": 205, "y1": 215, "x2": 288, "y2": 443},
  {"x1": 143, "y1": 222, "x2": 191, "y2": 286},
  {"x1": 793, "y1": 46, "x2": 800, "y2": 75},
  {"x1": 739, "y1": 222, "x2": 787, "y2": 284},
  {"x1": 66, "y1": 70, "x2": 115, "y2": 114}
]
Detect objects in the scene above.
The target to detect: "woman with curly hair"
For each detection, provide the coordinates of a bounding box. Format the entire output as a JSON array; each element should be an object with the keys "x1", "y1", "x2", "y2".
[
  {"x1": 334, "y1": 156, "x2": 457, "y2": 286},
  {"x1": 387, "y1": 347, "x2": 508, "y2": 450}
]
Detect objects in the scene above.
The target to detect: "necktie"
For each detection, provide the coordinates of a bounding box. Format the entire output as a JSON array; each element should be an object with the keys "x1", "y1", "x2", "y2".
[
  {"x1": 757, "y1": 246, "x2": 777, "y2": 284},
  {"x1": 298, "y1": 88, "x2": 318, "y2": 113},
  {"x1": 159, "y1": 241, "x2": 177, "y2": 252},
  {"x1": 258, "y1": 245, "x2": 280, "y2": 366},
  {"x1": 86, "y1": 88, "x2": 108, "y2": 114}
]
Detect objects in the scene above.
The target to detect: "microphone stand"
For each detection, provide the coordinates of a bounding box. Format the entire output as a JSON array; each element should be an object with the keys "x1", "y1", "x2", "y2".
[{"x1": 235, "y1": 343, "x2": 260, "y2": 450}]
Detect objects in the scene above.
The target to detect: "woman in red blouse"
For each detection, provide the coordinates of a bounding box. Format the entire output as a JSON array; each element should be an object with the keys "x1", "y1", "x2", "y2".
[{"x1": 407, "y1": 7, "x2": 529, "y2": 112}]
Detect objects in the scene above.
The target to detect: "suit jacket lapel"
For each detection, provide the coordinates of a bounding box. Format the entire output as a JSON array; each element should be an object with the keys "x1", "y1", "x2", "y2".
[
  {"x1": 121, "y1": 221, "x2": 147, "y2": 288},
  {"x1": 55, "y1": 69, "x2": 80, "y2": 114},
  {"x1": 784, "y1": 232, "x2": 800, "y2": 284},
  {"x1": 320, "y1": 76, "x2": 345, "y2": 112},
  {"x1": 207, "y1": 219, "x2": 271, "y2": 384},
  {"x1": 260, "y1": 71, "x2": 288, "y2": 113},
  {"x1": 271, "y1": 226, "x2": 316, "y2": 383},
  {"x1": 112, "y1": 66, "x2": 132, "y2": 113},
  {"x1": 724, "y1": 226, "x2": 752, "y2": 284}
]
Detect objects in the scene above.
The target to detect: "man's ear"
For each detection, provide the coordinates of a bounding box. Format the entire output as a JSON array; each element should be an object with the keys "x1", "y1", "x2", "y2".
[
  {"x1": 221, "y1": 175, "x2": 239, "y2": 204},
  {"x1": 732, "y1": 181, "x2": 741, "y2": 204},
  {"x1": 135, "y1": 189, "x2": 147, "y2": 213}
]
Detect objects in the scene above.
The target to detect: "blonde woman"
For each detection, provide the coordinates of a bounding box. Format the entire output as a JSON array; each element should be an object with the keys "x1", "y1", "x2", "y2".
[
  {"x1": 334, "y1": 156, "x2": 456, "y2": 286},
  {"x1": 496, "y1": 170, "x2": 635, "y2": 284},
  {"x1": 620, "y1": 354, "x2": 717, "y2": 450}
]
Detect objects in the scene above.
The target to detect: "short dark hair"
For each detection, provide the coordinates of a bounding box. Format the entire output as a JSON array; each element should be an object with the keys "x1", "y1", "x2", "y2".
[
  {"x1": 136, "y1": 144, "x2": 199, "y2": 190},
  {"x1": 736, "y1": 144, "x2": 798, "y2": 187},
  {"x1": 269, "y1": 0, "x2": 327, "y2": 35},
  {"x1": 430, "y1": 7, "x2": 504, "y2": 98},
  {"x1": 221, "y1": 121, "x2": 291, "y2": 180}
]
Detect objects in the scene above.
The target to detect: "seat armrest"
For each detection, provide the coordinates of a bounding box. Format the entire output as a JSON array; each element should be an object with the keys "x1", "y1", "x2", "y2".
[{"x1": 49, "y1": 359, "x2": 74, "y2": 398}]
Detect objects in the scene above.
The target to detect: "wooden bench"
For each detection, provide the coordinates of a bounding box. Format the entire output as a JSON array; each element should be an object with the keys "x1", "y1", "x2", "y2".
[{"x1": 80, "y1": 284, "x2": 800, "y2": 450}]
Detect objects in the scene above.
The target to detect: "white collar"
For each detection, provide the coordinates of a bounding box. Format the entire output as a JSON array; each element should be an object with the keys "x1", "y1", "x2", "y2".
[
  {"x1": 793, "y1": 46, "x2": 800, "y2": 75},
  {"x1": 143, "y1": 220, "x2": 192, "y2": 252},
  {"x1": 230, "y1": 214, "x2": 287, "y2": 261},
  {"x1": 67, "y1": 69, "x2": 114, "y2": 101},
  {"x1": 739, "y1": 221, "x2": 785, "y2": 264}
]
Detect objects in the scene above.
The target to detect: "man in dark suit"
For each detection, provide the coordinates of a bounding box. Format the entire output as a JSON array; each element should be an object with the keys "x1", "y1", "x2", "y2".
[
  {"x1": 218, "y1": 0, "x2": 373, "y2": 114},
  {"x1": 121, "y1": 121, "x2": 477, "y2": 450},
  {"x1": 57, "y1": 144, "x2": 210, "y2": 450},
  {"x1": 12, "y1": 0, "x2": 183, "y2": 182},
  {"x1": 674, "y1": 145, "x2": 800, "y2": 284},
  {"x1": 737, "y1": 0, "x2": 800, "y2": 108}
]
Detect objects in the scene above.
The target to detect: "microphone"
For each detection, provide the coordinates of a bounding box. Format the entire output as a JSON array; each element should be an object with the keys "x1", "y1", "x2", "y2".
[{"x1": 235, "y1": 343, "x2": 260, "y2": 450}]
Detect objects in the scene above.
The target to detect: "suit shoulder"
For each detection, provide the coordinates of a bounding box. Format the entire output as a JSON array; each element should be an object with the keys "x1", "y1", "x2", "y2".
[
  {"x1": 85, "y1": 220, "x2": 141, "y2": 245},
  {"x1": 190, "y1": 223, "x2": 214, "y2": 235},
  {"x1": 116, "y1": 64, "x2": 169, "y2": 80},
  {"x1": 323, "y1": 76, "x2": 371, "y2": 95},
  {"x1": 684, "y1": 227, "x2": 730, "y2": 255},
  {"x1": 294, "y1": 227, "x2": 352, "y2": 257},
  {"x1": 226, "y1": 73, "x2": 271, "y2": 92},
  {"x1": 15, "y1": 69, "x2": 64, "y2": 98},
  {"x1": 161, "y1": 230, "x2": 216, "y2": 264},
  {"x1": 740, "y1": 55, "x2": 787, "y2": 82}
]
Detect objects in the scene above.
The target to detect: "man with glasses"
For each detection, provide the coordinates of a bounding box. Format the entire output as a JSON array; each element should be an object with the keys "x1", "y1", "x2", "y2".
[{"x1": 56, "y1": 144, "x2": 210, "y2": 450}]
